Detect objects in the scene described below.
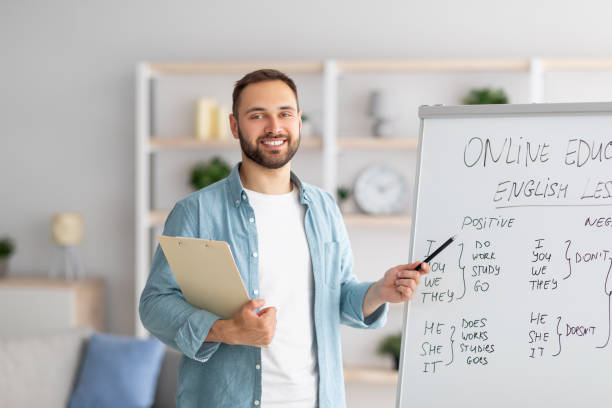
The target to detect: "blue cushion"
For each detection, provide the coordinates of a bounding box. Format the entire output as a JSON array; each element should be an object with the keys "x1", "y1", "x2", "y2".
[{"x1": 69, "y1": 333, "x2": 166, "y2": 408}]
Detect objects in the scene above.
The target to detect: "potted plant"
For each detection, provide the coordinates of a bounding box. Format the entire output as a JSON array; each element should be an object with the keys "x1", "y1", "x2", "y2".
[
  {"x1": 378, "y1": 333, "x2": 402, "y2": 370},
  {"x1": 336, "y1": 186, "x2": 351, "y2": 213},
  {"x1": 462, "y1": 87, "x2": 509, "y2": 105},
  {"x1": 190, "y1": 157, "x2": 232, "y2": 190},
  {"x1": 0, "y1": 237, "x2": 15, "y2": 278}
]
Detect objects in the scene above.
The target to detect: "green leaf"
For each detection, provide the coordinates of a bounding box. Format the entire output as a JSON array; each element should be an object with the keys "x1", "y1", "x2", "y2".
[
  {"x1": 462, "y1": 87, "x2": 509, "y2": 105},
  {"x1": 190, "y1": 157, "x2": 232, "y2": 190},
  {"x1": 378, "y1": 333, "x2": 402, "y2": 358},
  {"x1": 0, "y1": 237, "x2": 15, "y2": 258}
]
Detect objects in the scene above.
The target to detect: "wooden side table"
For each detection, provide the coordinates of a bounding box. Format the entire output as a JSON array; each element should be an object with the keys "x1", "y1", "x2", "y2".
[{"x1": 0, "y1": 277, "x2": 105, "y2": 336}]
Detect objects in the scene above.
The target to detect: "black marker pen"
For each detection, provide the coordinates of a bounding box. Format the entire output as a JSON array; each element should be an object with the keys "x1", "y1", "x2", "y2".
[{"x1": 415, "y1": 235, "x2": 457, "y2": 271}]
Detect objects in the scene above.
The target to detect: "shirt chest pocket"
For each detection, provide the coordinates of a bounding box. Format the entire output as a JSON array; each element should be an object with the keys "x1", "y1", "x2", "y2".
[{"x1": 323, "y1": 241, "x2": 341, "y2": 287}]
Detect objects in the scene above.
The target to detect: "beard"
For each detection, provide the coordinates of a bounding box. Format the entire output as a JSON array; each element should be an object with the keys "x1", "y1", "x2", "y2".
[{"x1": 237, "y1": 126, "x2": 300, "y2": 169}]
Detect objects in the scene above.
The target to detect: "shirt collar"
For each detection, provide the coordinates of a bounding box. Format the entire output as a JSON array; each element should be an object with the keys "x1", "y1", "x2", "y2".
[{"x1": 228, "y1": 162, "x2": 310, "y2": 207}]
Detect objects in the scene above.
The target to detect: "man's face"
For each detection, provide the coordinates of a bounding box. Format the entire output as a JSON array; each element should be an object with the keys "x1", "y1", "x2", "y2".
[{"x1": 231, "y1": 80, "x2": 301, "y2": 169}]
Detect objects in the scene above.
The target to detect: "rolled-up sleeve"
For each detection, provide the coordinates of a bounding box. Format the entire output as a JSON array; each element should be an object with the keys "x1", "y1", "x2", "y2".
[
  {"x1": 340, "y1": 280, "x2": 388, "y2": 328},
  {"x1": 139, "y1": 201, "x2": 221, "y2": 362}
]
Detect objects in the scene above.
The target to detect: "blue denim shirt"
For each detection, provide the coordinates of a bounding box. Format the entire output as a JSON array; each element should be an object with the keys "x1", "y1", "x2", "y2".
[{"x1": 139, "y1": 163, "x2": 388, "y2": 408}]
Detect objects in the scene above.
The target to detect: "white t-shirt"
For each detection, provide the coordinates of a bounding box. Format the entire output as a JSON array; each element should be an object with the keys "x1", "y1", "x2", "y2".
[{"x1": 245, "y1": 185, "x2": 318, "y2": 408}]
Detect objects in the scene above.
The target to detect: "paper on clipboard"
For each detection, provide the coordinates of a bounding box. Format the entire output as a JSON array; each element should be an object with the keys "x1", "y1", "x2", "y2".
[{"x1": 158, "y1": 235, "x2": 250, "y2": 319}]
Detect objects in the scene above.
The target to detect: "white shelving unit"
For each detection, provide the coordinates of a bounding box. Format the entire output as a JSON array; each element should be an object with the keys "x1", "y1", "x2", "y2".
[{"x1": 135, "y1": 57, "x2": 612, "y2": 346}]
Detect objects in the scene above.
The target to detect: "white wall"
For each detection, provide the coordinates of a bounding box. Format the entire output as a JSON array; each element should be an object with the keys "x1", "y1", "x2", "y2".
[{"x1": 1, "y1": 0, "x2": 612, "y2": 339}]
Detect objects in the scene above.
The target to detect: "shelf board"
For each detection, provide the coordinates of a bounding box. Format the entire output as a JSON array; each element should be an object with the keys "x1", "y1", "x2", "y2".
[
  {"x1": 541, "y1": 57, "x2": 612, "y2": 71},
  {"x1": 343, "y1": 366, "x2": 398, "y2": 384},
  {"x1": 147, "y1": 61, "x2": 324, "y2": 74},
  {"x1": 149, "y1": 138, "x2": 238, "y2": 150},
  {"x1": 337, "y1": 58, "x2": 530, "y2": 73},
  {"x1": 145, "y1": 58, "x2": 612, "y2": 75},
  {"x1": 149, "y1": 210, "x2": 169, "y2": 227},
  {"x1": 149, "y1": 210, "x2": 410, "y2": 228},
  {"x1": 149, "y1": 137, "x2": 323, "y2": 151},
  {"x1": 0, "y1": 277, "x2": 104, "y2": 288},
  {"x1": 149, "y1": 137, "x2": 415, "y2": 151},
  {"x1": 337, "y1": 137, "x2": 418, "y2": 149},
  {"x1": 299, "y1": 138, "x2": 324, "y2": 148}
]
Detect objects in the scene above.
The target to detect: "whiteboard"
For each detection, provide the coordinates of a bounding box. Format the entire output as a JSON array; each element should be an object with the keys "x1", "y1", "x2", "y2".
[{"x1": 398, "y1": 102, "x2": 612, "y2": 408}]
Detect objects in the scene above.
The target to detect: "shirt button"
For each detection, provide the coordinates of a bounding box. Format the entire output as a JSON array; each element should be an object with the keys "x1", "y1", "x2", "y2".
[
  {"x1": 242, "y1": 194, "x2": 247, "y2": 200},
  {"x1": 249, "y1": 217, "x2": 254, "y2": 223},
  {"x1": 254, "y1": 401, "x2": 260, "y2": 406},
  {"x1": 253, "y1": 289, "x2": 259, "y2": 295},
  {"x1": 253, "y1": 252, "x2": 258, "y2": 258},
  {"x1": 235, "y1": 200, "x2": 239, "y2": 205},
  {"x1": 255, "y1": 364, "x2": 261, "y2": 370}
]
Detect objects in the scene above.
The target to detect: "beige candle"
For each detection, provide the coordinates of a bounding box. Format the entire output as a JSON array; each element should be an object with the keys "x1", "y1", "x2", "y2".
[{"x1": 52, "y1": 213, "x2": 83, "y2": 245}]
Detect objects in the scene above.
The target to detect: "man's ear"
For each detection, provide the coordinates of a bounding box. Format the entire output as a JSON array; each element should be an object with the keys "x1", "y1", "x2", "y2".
[{"x1": 230, "y1": 114, "x2": 239, "y2": 140}]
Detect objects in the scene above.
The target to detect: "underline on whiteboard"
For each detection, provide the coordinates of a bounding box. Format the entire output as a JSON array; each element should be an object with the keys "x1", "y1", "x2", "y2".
[{"x1": 495, "y1": 203, "x2": 612, "y2": 209}]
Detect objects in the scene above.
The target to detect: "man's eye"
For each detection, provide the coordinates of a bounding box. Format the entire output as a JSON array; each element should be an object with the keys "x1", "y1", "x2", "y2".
[
  {"x1": 250, "y1": 114, "x2": 262, "y2": 119},
  {"x1": 281, "y1": 112, "x2": 293, "y2": 117}
]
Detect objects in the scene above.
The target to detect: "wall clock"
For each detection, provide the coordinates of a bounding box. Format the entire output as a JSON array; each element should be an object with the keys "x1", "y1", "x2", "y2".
[{"x1": 353, "y1": 164, "x2": 410, "y2": 215}]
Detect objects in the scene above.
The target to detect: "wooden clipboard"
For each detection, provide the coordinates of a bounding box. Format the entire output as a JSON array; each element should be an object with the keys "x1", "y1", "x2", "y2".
[{"x1": 158, "y1": 235, "x2": 250, "y2": 319}]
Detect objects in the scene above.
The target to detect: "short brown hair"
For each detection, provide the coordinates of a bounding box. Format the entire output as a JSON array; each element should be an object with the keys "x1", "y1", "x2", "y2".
[{"x1": 232, "y1": 69, "x2": 299, "y2": 118}]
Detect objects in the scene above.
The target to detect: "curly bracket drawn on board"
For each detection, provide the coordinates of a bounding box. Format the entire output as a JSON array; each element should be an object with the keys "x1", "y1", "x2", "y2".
[
  {"x1": 564, "y1": 240, "x2": 572, "y2": 280},
  {"x1": 457, "y1": 242, "x2": 467, "y2": 300},
  {"x1": 446, "y1": 325, "x2": 456, "y2": 366},
  {"x1": 552, "y1": 316, "x2": 562, "y2": 357},
  {"x1": 597, "y1": 258, "x2": 612, "y2": 349}
]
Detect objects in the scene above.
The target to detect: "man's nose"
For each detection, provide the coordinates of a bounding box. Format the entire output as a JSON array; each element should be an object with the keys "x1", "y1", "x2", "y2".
[{"x1": 264, "y1": 117, "x2": 282, "y2": 135}]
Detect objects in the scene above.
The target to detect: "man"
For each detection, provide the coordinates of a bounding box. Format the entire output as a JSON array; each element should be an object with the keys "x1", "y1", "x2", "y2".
[{"x1": 139, "y1": 69, "x2": 430, "y2": 408}]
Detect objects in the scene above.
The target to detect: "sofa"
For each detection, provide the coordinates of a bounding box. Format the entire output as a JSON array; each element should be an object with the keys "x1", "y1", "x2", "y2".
[{"x1": 0, "y1": 327, "x2": 181, "y2": 408}]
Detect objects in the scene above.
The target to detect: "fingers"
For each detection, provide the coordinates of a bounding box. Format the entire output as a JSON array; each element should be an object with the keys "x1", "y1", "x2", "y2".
[
  {"x1": 394, "y1": 262, "x2": 420, "y2": 272},
  {"x1": 393, "y1": 262, "x2": 430, "y2": 275},
  {"x1": 257, "y1": 307, "x2": 277, "y2": 346},
  {"x1": 245, "y1": 299, "x2": 265, "y2": 310},
  {"x1": 238, "y1": 299, "x2": 266, "y2": 320},
  {"x1": 257, "y1": 306, "x2": 277, "y2": 318},
  {"x1": 417, "y1": 262, "x2": 431, "y2": 274},
  {"x1": 396, "y1": 285, "x2": 414, "y2": 299},
  {"x1": 396, "y1": 269, "x2": 421, "y2": 284},
  {"x1": 395, "y1": 278, "x2": 418, "y2": 292}
]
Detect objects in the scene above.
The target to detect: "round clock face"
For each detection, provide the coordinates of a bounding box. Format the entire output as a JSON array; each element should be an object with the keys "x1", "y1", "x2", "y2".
[{"x1": 353, "y1": 164, "x2": 410, "y2": 215}]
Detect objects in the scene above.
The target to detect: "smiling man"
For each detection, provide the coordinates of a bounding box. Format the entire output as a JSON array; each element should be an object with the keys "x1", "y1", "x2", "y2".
[{"x1": 139, "y1": 69, "x2": 429, "y2": 408}]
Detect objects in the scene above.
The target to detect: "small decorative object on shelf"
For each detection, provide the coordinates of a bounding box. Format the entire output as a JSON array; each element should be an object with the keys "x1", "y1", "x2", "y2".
[
  {"x1": 461, "y1": 87, "x2": 509, "y2": 105},
  {"x1": 190, "y1": 156, "x2": 232, "y2": 190},
  {"x1": 336, "y1": 185, "x2": 351, "y2": 213},
  {"x1": 196, "y1": 98, "x2": 216, "y2": 139},
  {"x1": 0, "y1": 237, "x2": 15, "y2": 278},
  {"x1": 353, "y1": 164, "x2": 410, "y2": 215},
  {"x1": 196, "y1": 98, "x2": 231, "y2": 140},
  {"x1": 49, "y1": 213, "x2": 85, "y2": 280},
  {"x1": 378, "y1": 333, "x2": 402, "y2": 370},
  {"x1": 367, "y1": 89, "x2": 394, "y2": 138}
]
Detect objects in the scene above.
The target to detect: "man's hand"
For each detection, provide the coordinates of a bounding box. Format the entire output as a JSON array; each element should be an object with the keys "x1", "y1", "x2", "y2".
[
  {"x1": 362, "y1": 262, "x2": 431, "y2": 318},
  {"x1": 205, "y1": 299, "x2": 277, "y2": 347}
]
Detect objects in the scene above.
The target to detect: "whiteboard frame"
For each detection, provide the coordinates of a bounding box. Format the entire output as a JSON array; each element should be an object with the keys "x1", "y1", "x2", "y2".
[
  {"x1": 419, "y1": 101, "x2": 612, "y2": 119},
  {"x1": 396, "y1": 101, "x2": 612, "y2": 408}
]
